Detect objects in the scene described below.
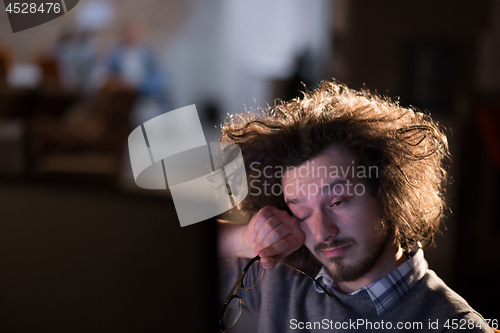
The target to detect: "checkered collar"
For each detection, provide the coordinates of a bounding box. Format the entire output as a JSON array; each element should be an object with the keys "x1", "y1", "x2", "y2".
[{"x1": 314, "y1": 247, "x2": 427, "y2": 316}]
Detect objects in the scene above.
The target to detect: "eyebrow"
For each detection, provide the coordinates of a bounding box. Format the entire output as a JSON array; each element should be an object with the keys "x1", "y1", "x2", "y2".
[
  {"x1": 285, "y1": 178, "x2": 349, "y2": 206},
  {"x1": 322, "y1": 178, "x2": 349, "y2": 196}
]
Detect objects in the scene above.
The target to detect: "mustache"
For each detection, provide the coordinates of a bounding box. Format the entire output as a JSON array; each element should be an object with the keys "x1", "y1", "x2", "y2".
[{"x1": 315, "y1": 237, "x2": 356, "y2": 252}]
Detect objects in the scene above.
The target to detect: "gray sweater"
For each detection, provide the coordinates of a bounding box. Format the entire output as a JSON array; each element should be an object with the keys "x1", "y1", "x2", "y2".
[{"x1": 219, "y1": 258, "x2": 490, "y2": 332}]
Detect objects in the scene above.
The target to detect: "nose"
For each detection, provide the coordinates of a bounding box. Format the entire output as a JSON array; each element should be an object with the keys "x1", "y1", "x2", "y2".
[{"x1": 312, "y1": 209, "x2": 339, "y2": 243}]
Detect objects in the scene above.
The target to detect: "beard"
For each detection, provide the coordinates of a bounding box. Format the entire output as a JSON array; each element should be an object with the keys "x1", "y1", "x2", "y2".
[{"x1": 314, "y1": 230, "x2": 391, "y2": 282}]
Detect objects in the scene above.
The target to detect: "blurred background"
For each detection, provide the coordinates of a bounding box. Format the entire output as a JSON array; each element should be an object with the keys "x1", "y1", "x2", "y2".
[{"x1": 0, "y1": 0, "x2": 499, "y2": 332}]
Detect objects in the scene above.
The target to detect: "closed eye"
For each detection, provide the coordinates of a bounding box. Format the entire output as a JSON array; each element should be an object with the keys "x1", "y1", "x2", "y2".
[{"x1": 295, "y1": 215, "x2": 310, "y2": 223}]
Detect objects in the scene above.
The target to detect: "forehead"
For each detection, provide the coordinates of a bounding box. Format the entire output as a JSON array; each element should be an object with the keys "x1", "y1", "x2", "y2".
[{"x1": 282, "y1": 145, "x2": 356, "y2": 183}]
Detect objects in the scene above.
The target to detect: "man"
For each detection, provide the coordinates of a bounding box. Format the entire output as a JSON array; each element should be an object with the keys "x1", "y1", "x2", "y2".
[
  {"x1": 218, "y1": 81, "x2": 490, "y2": 332},
  {"x1": 108, "y1": 22, "x2": 169, "y2": 126}
]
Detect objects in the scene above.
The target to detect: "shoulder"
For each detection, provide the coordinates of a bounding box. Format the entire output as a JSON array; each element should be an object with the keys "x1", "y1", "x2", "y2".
[
  {"x1": 421, "y1": 270, "x2": 476, "y2": 311},
  {"x1": 405, "y1": 270, "x2": 490, "y2": 332}
]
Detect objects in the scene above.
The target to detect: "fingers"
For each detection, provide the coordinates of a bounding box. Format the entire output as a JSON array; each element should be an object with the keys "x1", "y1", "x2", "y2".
[
  {"x1": 251, "y1": 206, "x2": 279, "y2": 234},
  {"x1": 259, "y1": 231, "x2": 305, "y2": 258},
  {"x1": 258, "y1": 230, "x2": 303, "y2": 270},
  {"x1": 245, "y1": 206, "x2": 279, "y2": 246},
  {"x1": 260, "y1": 256, "x2": 278, "y2": 270},
  {"x1": 244, "y1": 206, "x2": 305, "y2": 271},
  {"x1": 255, "y1": 210, "x2": 291, "y2": 245},
  {"x1": 252, "y1": 209, "x2": 292, "y2": 254}
]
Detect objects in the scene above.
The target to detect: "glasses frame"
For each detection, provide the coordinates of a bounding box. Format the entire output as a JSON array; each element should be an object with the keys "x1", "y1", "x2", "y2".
[{"x1": 218, "y1": 255, "x2": 333, "y2": 332}]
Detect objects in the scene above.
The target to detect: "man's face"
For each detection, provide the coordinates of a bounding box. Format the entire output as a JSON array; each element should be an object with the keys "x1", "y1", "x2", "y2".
[{"x1": 282, "y1": 146, "x2": 391, "y2": 282}]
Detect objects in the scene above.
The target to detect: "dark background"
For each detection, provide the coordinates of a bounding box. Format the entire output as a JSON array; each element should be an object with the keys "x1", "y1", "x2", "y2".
[{"x1": 0, "y1": 179, "x2": 217, "y2": 332}]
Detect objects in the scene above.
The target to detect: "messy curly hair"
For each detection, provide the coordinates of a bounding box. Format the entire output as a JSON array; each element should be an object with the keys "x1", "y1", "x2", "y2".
[{"x1": 221, "y1": 80, "x2": 450, "y2": 261}]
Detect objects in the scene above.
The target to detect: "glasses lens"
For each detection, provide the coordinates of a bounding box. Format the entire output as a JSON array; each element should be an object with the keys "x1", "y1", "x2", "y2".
[
  {"x1": 223, "y1": 297, "x2": 242, "y2": 328},
  {"x1": 242, "y1": 260, "x2": 264, "y2": 290}
]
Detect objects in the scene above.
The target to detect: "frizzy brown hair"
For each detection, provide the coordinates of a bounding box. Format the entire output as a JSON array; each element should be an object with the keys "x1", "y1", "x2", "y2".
[{"x1": 221, "y1": 80, "x2": 450, "y2": 257}]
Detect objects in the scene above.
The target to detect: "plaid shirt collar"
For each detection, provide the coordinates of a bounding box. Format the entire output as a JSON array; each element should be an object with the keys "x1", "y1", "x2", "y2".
[{"x1": 314, "y1": 248, "x2": 427, "y2": 316}]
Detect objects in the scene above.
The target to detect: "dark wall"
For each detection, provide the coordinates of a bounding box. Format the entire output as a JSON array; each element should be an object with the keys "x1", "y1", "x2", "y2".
[
  {"x1": 333, "y1": 0, "x2": 488, "y2": 100},
  {"x1": 0, "y1": 181, "x2": 217, "y2": 333}
]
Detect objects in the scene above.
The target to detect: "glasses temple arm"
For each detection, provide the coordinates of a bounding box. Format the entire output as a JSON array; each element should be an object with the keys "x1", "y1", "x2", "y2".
[{"x1": 269, "y1": 257, "x2": 333, "y2": 297}]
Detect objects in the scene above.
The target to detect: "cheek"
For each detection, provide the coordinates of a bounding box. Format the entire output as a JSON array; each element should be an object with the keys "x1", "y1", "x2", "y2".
[{"x1": 351, "y1": 210, "x2": 384, "y2": 240}]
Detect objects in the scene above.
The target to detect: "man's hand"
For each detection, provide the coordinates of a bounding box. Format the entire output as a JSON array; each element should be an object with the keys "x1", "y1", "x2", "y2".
[{"x1": 244, "y1": 206, "x2": 305, "y2": 270}]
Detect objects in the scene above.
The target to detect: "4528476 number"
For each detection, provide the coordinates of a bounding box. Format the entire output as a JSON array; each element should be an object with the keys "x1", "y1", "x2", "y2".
[
  {"x1": 444, "y1": 318, "x2": 498, "y2": 330},
  {"x1": 5, "y1": 2, "x2": 61, "y2": 14}
]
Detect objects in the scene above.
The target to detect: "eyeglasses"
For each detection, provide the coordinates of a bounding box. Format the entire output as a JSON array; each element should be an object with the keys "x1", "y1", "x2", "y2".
[{"x1": 218, "y1": 255, "x2": 333, "y2": 332}]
